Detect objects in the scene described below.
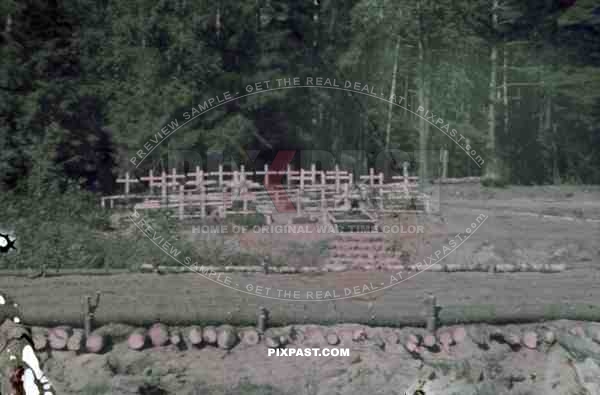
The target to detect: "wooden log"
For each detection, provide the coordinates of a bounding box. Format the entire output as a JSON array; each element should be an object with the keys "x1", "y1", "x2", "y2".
[
  {"x1": 148, "y1": 323, "x2": 169, "y2": 347},
  {"x1": 506, "y1": 333, "x2": 521, "y2": 349},
  {"x1": 188, "y1": 326, "x2": 203, "y2": 347},
  {"x1": 404, "y1": 341, "x2": 419, "y2": 355},
  {"x1": 543, "y1": 330, "x2": 556, "y2": 345},
  {"x1": 265, "y1": 335, "x2": 280, "y2": 349},
  {"x1": 202, "y1": 325, "x2": 218, "y2": 345},
  {"x1": 67, "y1": 329, "x2": 85, "y2": 352},
  {"x1": 31, "y1": 327, "x2": 48, "y2": 351},
  {"x1": 423, "y1": 334, "x2": 436, "y2": 349},
  {"x1": 241, "y1": 328, "x2": 260, "y2": 346},
  {"x1": 48, "y1": 326, "x2": 71, "y2": 350},
  {"x1": 407, "y1": 333, "x2": 421, "y2": 346},
  {"x1": 326, "y1": 333, "x2": 340, "y2": 346},
  {"x1": 452, "y1": 327, "x2": 467, "y2": 344},
  {"x1": 170, "y1": 330, "x2": 182, "y2": 348},
  {"x1": 278, "y1": 335, "x2": 289, "y2": 347},
  {"x1": 522, "y1": 331, "x2": 538, "y2": 349},
  {"x1": 468, "y1": 326, "x2": 489, "y2": 347},
  {"x1": 217, "y1": 325, "x2": 238, "y2": 350},
  {"x1": 127, "y1": 329, "x2": 146, "y2": 350},
  {"x1": 85, "y1": 333, "x2": 105, "y2": 353},
  {"x1": 352, "y1": 328, "x2": 367, "y2": 342},
  {"x1": 438, "y1": 331, "x2": 453, "y2": 351}
]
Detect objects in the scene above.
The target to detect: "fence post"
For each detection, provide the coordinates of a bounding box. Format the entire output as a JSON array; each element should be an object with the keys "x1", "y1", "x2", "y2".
[
  {"x1": 200, "y1": 183, "x2": 206, "y2": 218},
  {"x1": 296, "y1": 189, "x2": 301, "y2": 215},
  {"x1": 311, "y1": 163, "x2": 316, "y2": 184},
  {"x1": 335, "y1": 164, "x2": 340, "y2": 193},
  {"x1": 171, "y1": 168, "x2": 178, "y2": 192},
  {"x1": 321, "y1": 187, "x2": 327, "y2": 223},
  {"x1": 83, "y1": 292, "x2": 101, "y2": 338},
  {"x1": 178, "y1": 184, "x2": 184, "y2": 220},
  {"x1": 424, "y1": 294, "x2": 438, "y2": 334},
  {"x1": 218, "y1": 164, "x2": 223, "y2": 187},
  {"x1": 264, "y1": 164, "x2": 269, "y2": 187},
  {"x1": 161, "y1": 171, "x2": 167, "y2": 203},
  {"x1": 369, "y1": 168, "x2": 374, "y2": 187},
  {"x1": 286, "y1": 164, "x2": 291, "y2": 189},
  {"x1": 148, "y1": 169, "x2": 154, "y2": 192},
  {"x1": 441, "y1": 149, "x2": 448, "y2": 180},
  {"x1": 300, "y1": 168, "x2": 305, "y2": 192},
  {"x1": 403, "y1": 162, "x2": 409, "y2": 199},
  {"x1": 343, "y1": 183, "x2": 349, "y2": 207},
  {"x1": 221, "y1": 187, "x2": 227, "y2": 218},
  {"x1": 233, "y1": 169, "x2": 240, "y2": 204}
]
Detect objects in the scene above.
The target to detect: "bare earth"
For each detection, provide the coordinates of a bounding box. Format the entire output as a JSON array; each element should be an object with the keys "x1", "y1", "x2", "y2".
[{"x1": 1, "y1": 185, "x2": 600, "y2": 394}]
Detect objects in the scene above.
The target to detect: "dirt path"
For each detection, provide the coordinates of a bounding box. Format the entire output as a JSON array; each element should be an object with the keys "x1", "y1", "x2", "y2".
[{"x1": 2, "y1": 268, "x2": 600, "y2": 327}]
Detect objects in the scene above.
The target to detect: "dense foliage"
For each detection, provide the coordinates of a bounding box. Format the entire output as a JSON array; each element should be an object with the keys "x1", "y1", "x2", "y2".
[
  {"x1": 1, "y1": 0, "x2": 598, "y2": 189},
  {"x1": 0, "y1": 0, "x2": 598, "y2": 268}
]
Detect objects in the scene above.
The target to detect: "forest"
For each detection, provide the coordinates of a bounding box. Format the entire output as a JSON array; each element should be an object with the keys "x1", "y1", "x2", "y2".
[
  {"x1": 0, "y1": 0, "x2": 599, "y2": 269},
  {"x1": 1, "y1": 0, "x2": 599, "y2": 191}
]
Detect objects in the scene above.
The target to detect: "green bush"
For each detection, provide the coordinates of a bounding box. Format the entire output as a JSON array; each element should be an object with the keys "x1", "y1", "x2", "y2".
[{"x1": 0, "y1": 185, "x2": 199, "y2": 271}]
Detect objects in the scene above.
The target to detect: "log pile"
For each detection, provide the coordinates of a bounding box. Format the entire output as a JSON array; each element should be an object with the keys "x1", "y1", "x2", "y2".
[{"x1": 20, "y1": 320, "x2": 600, "y2": 362}]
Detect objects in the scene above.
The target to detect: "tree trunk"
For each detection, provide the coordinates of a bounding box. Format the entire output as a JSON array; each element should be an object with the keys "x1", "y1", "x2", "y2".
[
  {"x1": 417, "y1": 0, "x2": 429, "y2": 184},
  {"x1": 541, "y1": 92, "x2": 560, "y2": 184},
  {"x1": 485, "y1": 0, "x2": 499, "y2": 181},
  {"x1": 502, "y1": 43, "x2": 510, "y2": 179},
  {"x1": 385, "y1": 36, "x2": 401, "y2": 152},
  {"x1": 552, "y1": 124, "x2": 560, "y2": 184},
  {"x1": 502, "y1": 43, "x2": 509, "y2": 139},
  {"x1": 404, "y1": 77, "x2": 409, "y2": 120}
]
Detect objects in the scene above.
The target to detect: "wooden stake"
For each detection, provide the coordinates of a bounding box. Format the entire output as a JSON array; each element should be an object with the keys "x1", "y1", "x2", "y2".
[
  {"x1": 257, "y1": 306, "x2": 268, "y2": 333},
  {"x1": 264, "y1": 164, "x2": 269, "y2": 187},
  {"x1": 83, "y1": 291, "x2": 101, "y2": 338},
  {"x1": 424, "y1": 294, "x2": 437, "y2": 333},
  {"x1": 178, "y1": 184, "x2": 184, "y2": 220},
  {"x1": 161, "y1": 171, "x2": 167, "y2": 203}
]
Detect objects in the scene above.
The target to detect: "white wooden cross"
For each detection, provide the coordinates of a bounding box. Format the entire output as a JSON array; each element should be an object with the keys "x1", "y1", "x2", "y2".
[
  {"x1": 141, "y1": 170, "x2": 163, "y2": 194},
  {"x1": 116, "y1": 172, "x2": 139, "y2": 195}
]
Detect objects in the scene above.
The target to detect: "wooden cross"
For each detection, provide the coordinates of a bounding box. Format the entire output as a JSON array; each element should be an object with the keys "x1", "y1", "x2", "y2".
[
  {"x1": 168, "y1": 168, "x2": 186, "y2": 192},
  {"x1": 186, "y1": 166, "x2": 205, "y2": 190},
  {"x1": 141, "y1": 170, "x2": 163, "y2": 194},
  {"x1": 116, "y1": 172, "x2": 139, "y2": 195}
]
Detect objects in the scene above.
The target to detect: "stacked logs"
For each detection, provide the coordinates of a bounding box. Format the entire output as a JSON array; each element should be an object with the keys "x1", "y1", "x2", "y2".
[
  {"x1": 34, "y1": 326, "x2": 107, "y2": 354},
  {"x1": 126, "y1": 324, "x2": 244, "y2": 351},
  {"x1": 24, "y1": 321, "x2": 600, "y2": 357}
]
